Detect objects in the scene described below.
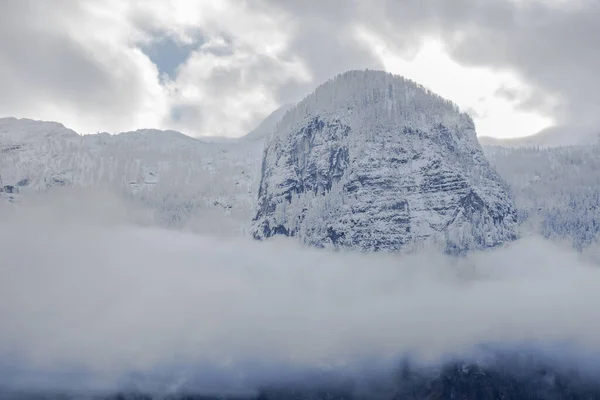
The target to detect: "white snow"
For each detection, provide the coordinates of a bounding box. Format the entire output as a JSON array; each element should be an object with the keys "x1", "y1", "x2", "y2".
[
  {"x1": 0, "y1": 117, "x2": 265, "y2": 236},
  {"x1": 253, "y1": 70, "x2": 518, "y2": 252},
  {"x1": 485, "y1": 144, "x2": 600, "y2": 250}
]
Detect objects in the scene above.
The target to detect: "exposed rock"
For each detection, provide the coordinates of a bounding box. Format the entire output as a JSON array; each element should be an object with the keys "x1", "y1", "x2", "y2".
[{"x1": 253, "y1": 70, "x2": 518, "y2": 253}]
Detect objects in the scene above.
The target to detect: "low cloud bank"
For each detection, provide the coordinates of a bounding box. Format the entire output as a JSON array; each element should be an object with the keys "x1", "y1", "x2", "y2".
[{"x1": 1, "y1": 191, "x2": 599, "y2": 393}]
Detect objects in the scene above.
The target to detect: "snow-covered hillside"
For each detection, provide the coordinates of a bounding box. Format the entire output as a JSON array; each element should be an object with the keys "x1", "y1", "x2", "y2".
[
  {"x1": 485, "y1": 144, "x2": 600, "y2": 250},
  {"x1": 253, "y1": 70, "x2": 518, "y2": 253},
  {"x1": 0, "y1": 117, "x2": 265, "y2": 235},
  {"x1": 242, "y1": 104, "x2": 295, "y2": 142},
  {"x1": 3, "y1": 78, "x2": 600, "y2": 255}
]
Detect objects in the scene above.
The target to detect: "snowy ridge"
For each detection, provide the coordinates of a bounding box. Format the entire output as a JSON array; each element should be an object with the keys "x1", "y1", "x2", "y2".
[
  {"x1": 242, "y1": 103, "x2": 295, "y2": 142},
  {"x1": 253, "y1": 70, "x2": 518, "y2": 253},
  {"x1": 0, "y1": 117, "x2": 264, "y2": 235},
  {"x1": 0, "y1": 117, "x2": 79, "y2": 142}
]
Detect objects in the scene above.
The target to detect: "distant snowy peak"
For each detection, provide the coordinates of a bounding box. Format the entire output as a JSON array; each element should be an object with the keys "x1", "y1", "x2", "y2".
[
  {"x1": 253, "y1": 70, "x2": 518, "y2": 253},
  {"x1": 0, "y1": 117, "x2": 265, "y2": 235},
  {"x1": 115, "y1": 129, "x2": 237, "y2": 145},
  {"x1": 241, "y1": 103, "x2": 295, "y2": 142},
  {"x1": 116, "y1": 128, "x2": 197, "y2": 142},
  {"x1": 0, "y1": 118, "x2": 202, "y2": 147},
  {"x1": 105, "y1": 128, "x2": 204, "y2": 150},
  {"x1": 0, "y1": 117, "x2": 79, "y2": 143}
]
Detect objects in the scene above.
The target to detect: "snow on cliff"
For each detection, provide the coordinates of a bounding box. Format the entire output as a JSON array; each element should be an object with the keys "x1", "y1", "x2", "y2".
[{"x1": 252, "y1": 70, "x2": 518, "y2": 253}]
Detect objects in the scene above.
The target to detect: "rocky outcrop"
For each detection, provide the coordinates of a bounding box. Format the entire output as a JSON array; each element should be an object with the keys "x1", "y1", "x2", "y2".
[{"x1": 252, "y1": 70, "x2": 518, "y2": 253}]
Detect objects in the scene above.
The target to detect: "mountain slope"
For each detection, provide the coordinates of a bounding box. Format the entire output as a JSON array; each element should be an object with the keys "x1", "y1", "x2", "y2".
[
  {"x1": 0, "y1": 117, "x2": 264, "y2": 235},
  {"x1": 253, "y1": 70, "x2": 518, "y2": 253},
  {"x1": 484, "y1": 144, "x2": 600, "y2": 251},
  {"x1": 241, "y1": 103, "x2": 295, "y2": 142}
]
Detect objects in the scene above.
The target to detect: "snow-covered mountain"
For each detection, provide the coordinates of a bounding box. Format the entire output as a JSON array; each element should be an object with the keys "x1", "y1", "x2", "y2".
[
  {"x1": 3, "y1": 74, "x2": 599, "y2": 255},
  {"x1": 242, "y1": 103, "x2": 295, "y2": 142},
  {"x1": 0, "y1": 117, "x2": 265, "y2": 235},
  {"x1": 252, "y1": 70, "x2": 518, "y2": 253}
]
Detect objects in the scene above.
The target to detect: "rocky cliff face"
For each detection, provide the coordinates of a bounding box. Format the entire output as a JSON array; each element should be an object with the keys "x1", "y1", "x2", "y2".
[{"x1": 252, "y1": 70, "x2": 518, "y2": 253}]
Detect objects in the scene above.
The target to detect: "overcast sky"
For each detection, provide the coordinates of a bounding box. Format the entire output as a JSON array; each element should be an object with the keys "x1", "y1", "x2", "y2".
[{"x1": 0, "y1": 0, "x2": 597, "y2": 138}]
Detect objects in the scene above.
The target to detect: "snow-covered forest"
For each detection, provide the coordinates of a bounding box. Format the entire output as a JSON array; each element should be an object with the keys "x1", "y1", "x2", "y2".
[
  {"x1": 2, "y1": 114, "x2": 600, "y2": 255},
  {"x1": 485, "y1": 144, "x2": 600, "y2": 251},
  {"x1": 0, "y1": 118, "x2": 263, "y2": 236}
]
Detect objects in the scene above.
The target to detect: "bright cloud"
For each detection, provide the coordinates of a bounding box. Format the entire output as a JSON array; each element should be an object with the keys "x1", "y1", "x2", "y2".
[{"x1": 0, "y1": 0, "x2": 597, "y2": 138}]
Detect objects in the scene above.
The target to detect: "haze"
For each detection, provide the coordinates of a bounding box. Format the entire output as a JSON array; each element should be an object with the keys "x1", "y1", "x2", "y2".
[{"x1": 1, "y1": 191, "x2": 599, "y2": 392}]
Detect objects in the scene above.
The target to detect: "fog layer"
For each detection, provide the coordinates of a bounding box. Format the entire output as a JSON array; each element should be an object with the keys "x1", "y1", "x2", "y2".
[{"x1": 1, "y1": 191, "x2": 599, "y2": 392}]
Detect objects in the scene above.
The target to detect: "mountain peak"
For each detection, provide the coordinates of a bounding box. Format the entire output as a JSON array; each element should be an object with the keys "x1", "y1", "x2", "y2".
[
  {"x1": 252, "y1": 71, "x2": 518, "y2": 253},
  {"x1": 278, "y1": 69, "x2": 469, "y2": 136},
  {"x1": 0, "y1": 117, "x2": 79, "y2": 142},
  {"x1": 116, "y1": 128, "x2": 198, "y2": 143}
]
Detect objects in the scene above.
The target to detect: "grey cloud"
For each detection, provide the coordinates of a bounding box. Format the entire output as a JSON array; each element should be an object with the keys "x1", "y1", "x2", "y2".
[
  {"x1": 0, "y1": 0, "x2": 160, "y2": 132},
  {"x1": 250, "y1": 0, "x2": 600, "y2": 132},
  {"x1": 169, "y1": 103, "x2": 203, "y2": 126},
  {"x1": 495, "y1": 85, "x2": 523, "y2": 103},
  {"x1": 464, "y1": 106, "x2": 486, "y2": 119},
  {"x1": 164, "y1": 36, "x2": 306, "y2": 134},
  {"x1": 257, "y1": 0, "x2": 384, "y2": 103},
  {"x1": 0, "y1": 1, "x2": 112, "y2": 109},
  {"x1": 199, "y1": 36, "x2": 236, "y2": 58},
  {"x1": 207, "y1": 65, "x2": 244, "y2": 94},
  {"x1": 280, "y1": 26, "x2": 384, "y2": 101},
  {"x1": 2, "y1": 0, "x2": 598, "y2": 137},
  {"x1": 441, "y1": 0, "x2": 600, "y2": 125},
  {"x1": 382, "y1": 0, "x2": 600, "y2": 127}
]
